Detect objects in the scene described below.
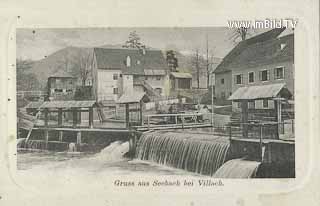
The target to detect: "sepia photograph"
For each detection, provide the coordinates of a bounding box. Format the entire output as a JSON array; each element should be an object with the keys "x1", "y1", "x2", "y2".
[{"x1": 16, "y1": 27, "x2": 295, "y2": 179}]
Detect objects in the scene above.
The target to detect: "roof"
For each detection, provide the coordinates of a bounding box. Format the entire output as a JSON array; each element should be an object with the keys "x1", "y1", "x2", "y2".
[
  {"x1": 214, "y1": 28, "x2": 290, "y2": 74},
  {"x1": 49, "y1": 70, "x2": 75, "y2": 78},
  {"x1": 40, "y1": 100, "x2": 96, "y2": 109},
  {"x1": 170, "y1": 72, "x2": 192, "y2": 79},
  {"x1": 117, "y1": 92, "x2": 149, "y2": 104},
  {"x1": 228, "y1": 83, "x2": 292, "y2": 101},
  {"x1": 94, "y1": 48, "x2": 169, "y2": 75},
  {"x1": 25, "y1": 101, "x2": 44, "y2": 109},
  {"x1": 144, "y1": 69, "x2": 166, "y2": 76}
]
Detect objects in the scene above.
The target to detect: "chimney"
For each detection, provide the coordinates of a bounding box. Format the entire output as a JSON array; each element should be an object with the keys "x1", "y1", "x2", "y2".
[{"x1": 126, "y1": 56, "x2": 131, "y2": 67}]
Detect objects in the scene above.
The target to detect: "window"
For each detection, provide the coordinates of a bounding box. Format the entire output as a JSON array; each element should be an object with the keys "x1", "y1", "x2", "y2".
[
  {"x1": 237, "y1": 102, "x2": 241, "y2": 108},
  {"x1": 221, "y1": 78, "x2": 224, "y2": 84},
  {"x1": 274, "y1": 67, "x2": 284, "y2": 79},
  {"x1": 263, "y1": 99, "x2": 269, "y2": 108},
  {"x1": 234, "y1": 74, "x2": 243, "y2": 84},
  {"x1": 248, "y1": 101, "x2": 255, "y2": 109},
  {"x1": 145, "y1": 76, "x2": 148, "y2": 80},
  {"x1": 113, "y1": 74, "x2": 118, "y2": 80},
  {"x1": 248, "y1": 72, "x2": 254, "y2": 83},
  {"x1": 259, "y1": 70, "x2": 270, "y2": 81},
  {"x1": 156, "y1": 76, "x2": 161, "y2": 80},
  {"x1": 221, "y1": 92, "x2": 226, "y2": 99},
  {"x1": 113, "y1": 88, "x2": 118, "y2": 94},
  {"x1": 54, "y1": 89, "x2": 63, "y2": 92},
  {"x1": 69, "y1": 80, "x2": 73, "y2": 85},
  {"x1": 119, "y1": 74, "x2": 123, "y2": 78}
]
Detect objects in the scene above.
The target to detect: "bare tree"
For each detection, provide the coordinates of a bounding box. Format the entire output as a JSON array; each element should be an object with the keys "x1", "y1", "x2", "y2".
[
  {"x1": 71, "y1": 51, "x2": 94, "y2": 86},
  {"x1": 229, "y1": 27, "x2": 252, "y2": 43},
  {"x1": 191, "y1": 49, "x2": 206, "y2": 89}
]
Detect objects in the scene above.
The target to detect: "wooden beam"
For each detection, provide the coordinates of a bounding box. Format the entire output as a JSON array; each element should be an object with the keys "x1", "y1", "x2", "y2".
[
  {"x1": 72, "y1": 108, "x2": 77, "y2": 128},
  {"x1": 89, "y1": 107, "x2": 94, "y2": 128},
  {"x1": 44, "y1": 108, "x2": 49, "y2": 127},
  {"x1": 58, "y1": 108, "x2": 63, "y2": 127},
  {"x1": 125, "y1": 103, "x2": 130, "y2": 128},
  {"x1": 139, "y1": 101, "x2": 143, "y2": 126},
  {"x1": 241, "y1": 100, "x2": 248, "y2": 138}
]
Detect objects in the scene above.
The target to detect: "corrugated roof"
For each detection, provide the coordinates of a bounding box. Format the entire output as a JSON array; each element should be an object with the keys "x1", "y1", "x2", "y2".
[
  {"x1": 214, "y1": 28, "x2": 289, "y2": 74},
  {"x1": 228, "y1": 83, "x2": 292, "y2": 101},
  {"x1": 94, "y1": 48, "x2": 169, "y2": 75},
  {"x1": 117, "y1": 92, "x2": 148, "y2": 104},
  {"x1": 40, "y1": 100, "x2": 96, "y2": 108},
  {"x1": 49, "y1": 70, "x2": 74, "y2": 78},
  {"x1": 170, "y1": 72, "x2": 192, "y2": 79},
  {"x1": 144, "y1": 69, "x2": 166, "y2": 76}
]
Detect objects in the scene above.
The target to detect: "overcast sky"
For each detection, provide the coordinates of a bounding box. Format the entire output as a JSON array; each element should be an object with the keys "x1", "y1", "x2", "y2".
[{"x1": 16, "y1": 27, "x2": 292, "y2": 61}]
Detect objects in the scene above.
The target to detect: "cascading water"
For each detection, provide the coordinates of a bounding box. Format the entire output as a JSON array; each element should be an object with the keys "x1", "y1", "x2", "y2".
[
  {"x1": 136, "y1": 131, "x2": 230, "y2": 176},
  {"x1": 92, "y1": 141, "x2": 129, "y2": 162},
  {"x1": 213, "y1": 158, "x2": 261, "y2": 178}
]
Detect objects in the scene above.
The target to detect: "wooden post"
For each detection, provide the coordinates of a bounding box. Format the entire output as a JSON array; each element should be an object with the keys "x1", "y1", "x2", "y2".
[
  {"x1": 44, "y1": 108, "x2": 49, "y2": 127},
  {"x1": 229, "y1": 125, "x2": 232, "y2": 141},
  {"x1": 76, "y1": 131, "x2": 82, "y2": 144},
  {"x1": 139, "y1": 101, "x2": 143, "y2": 126},
  {"x1": 175, "y1": 115, "x2": 178, "y2": 125},
  {"x1": 181, "y1": 115, "x2": 185, "y2": 130},
  {"x1": 44, "y1": 130, "x2": 49, "y2": 150},
  {"x1": 78, "y1": 110, "x2": 82, "y2": 124},
  {"x1": 89, "y1": 107, "x2": 93, "y2": 128},
  {"x1": 147, "y1": 116, "x2": 150, "y2": 130},
  {"x1": 241, "y1": 100, "x2": 249, "y2": 138},
  {"x1": 72, "y1": 108, "x2": 77, "y2": 128},
  {"x1": 58, "y1": 108, "x2": 63, "y2": 127},
  {"x1": 59, "y1": 131, "x2": 63, "y2": 142},
  {"x1": 259, "y1": 124, "x2": 264, "y2": 162},
  {"x1": 125, "y1": 103, "x2": 130, "y2": 128}
]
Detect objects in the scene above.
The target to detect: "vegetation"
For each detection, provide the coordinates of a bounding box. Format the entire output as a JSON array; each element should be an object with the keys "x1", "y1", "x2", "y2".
[
  {"x1": 16, "y1": 59, "x2": 41, "y2": 91},
  {"x1": 123, "y1": 31, "x2": 146, "y2": 49}
]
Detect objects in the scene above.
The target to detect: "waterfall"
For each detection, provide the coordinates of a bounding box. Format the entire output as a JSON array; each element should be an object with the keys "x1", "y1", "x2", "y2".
[
  {"x1": 136, "y1": 131, "x2": 230, "y2": 176},
  {"x1": 92, "y1": 141, "x2": 129, "y2": 162},
  {"x1": 213, "y1": 158, "x2": 260, "y2": 178}
]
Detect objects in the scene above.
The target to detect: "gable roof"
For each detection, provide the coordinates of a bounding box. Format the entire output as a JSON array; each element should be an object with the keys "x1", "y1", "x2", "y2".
[
  {"x1": 94, "y1": 47, "x2": 169, "y2": 75},
  {"x1": 214, "y1": 28, "x2": 289, "y2": 74},
  {"x1": 49, "y1": 70, "x2": 74, "y2": 78},
  {"x1": 170, "y1": 72, "x2": 192, "y2": 79},
  {"x1": 228, "y1": 83, "x2": 292, "y2": 101}
]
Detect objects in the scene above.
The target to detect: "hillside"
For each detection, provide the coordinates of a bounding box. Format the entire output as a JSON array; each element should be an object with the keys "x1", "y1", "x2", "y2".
[
  {"x1": 21, "y1": 46, "x2": 221, "y2": 90},
  {"x1": 26, "y1": 47, "x2": 94, "y2": 87}
]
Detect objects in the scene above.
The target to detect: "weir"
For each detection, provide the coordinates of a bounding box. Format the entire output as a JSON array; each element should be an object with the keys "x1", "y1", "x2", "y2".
[{"x1": 136, "y1": 131, "x2": 230, "y2": 176}]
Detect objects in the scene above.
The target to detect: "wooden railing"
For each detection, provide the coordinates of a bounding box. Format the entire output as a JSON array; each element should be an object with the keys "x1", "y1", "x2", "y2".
[{"x1": 133, "y1": 113, "x2": 211, "y2": 131}]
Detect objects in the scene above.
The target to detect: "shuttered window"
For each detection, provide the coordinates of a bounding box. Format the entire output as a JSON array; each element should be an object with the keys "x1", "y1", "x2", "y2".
[
  {"x1": 234, "y1": 74, "x2": 243, "y2": 84},
  {"x1": 259, "y1": 70, "x2": 270, "y2": 81},
  {"x1": 274, "y1": 67, "x2": 285, "y2": 79},
  {"x1": 248, "y1": 72, "x2": 254, "y2": 83}
]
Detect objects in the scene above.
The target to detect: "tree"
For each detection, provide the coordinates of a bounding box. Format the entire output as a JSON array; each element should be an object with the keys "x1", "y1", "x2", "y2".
[
  {"x1": 16, "y1": 59, "x2": 40, "y2": 91},
  {"x1": 166, "y1": 50, "x2": 178, "y2": 71},
  {"x1": 191, "y1": 50, "x2": 206, "y2": 89},
  {"x1": 123, "y1": 31, "x2": 146, "y2": 49},
  {"x1": 70, "y1": 50, "x2": 94, "y2": 86}
]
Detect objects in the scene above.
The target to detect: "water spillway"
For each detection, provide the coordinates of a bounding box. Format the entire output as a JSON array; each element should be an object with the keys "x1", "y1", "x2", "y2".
[
  {"x1": 136, "y1": 131, "x2": 230, "y2": 176},
  {"x1": 213, "y1": 158, "x2": 260, "y2": 178}
]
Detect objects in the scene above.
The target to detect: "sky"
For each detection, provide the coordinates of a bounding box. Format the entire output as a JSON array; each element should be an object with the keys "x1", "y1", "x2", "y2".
[{"x1": 16, "y1": 27, "x2": 292, "y2": 61}]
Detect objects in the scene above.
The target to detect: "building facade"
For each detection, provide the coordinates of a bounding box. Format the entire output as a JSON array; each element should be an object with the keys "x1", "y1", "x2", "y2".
[
  {"x1": 92, "y1": 47, "x2": 170, "y2": 102},
  {"x1": 214, "y1": 28, "x2": 294, "y2": 111},
  {"x1": 47, "y1": 70, "x2": 77, "y2": 101}
]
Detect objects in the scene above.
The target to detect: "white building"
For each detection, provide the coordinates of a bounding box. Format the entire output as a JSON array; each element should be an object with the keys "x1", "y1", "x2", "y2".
[{"x1": 92, "y1": 47, "x2": 170, "y2": 102}]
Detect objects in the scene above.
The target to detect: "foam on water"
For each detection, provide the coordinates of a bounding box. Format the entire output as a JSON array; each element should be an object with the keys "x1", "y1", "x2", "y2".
[{"x1": 213, "y1": 158, "x2": 261, "y2": 178}]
